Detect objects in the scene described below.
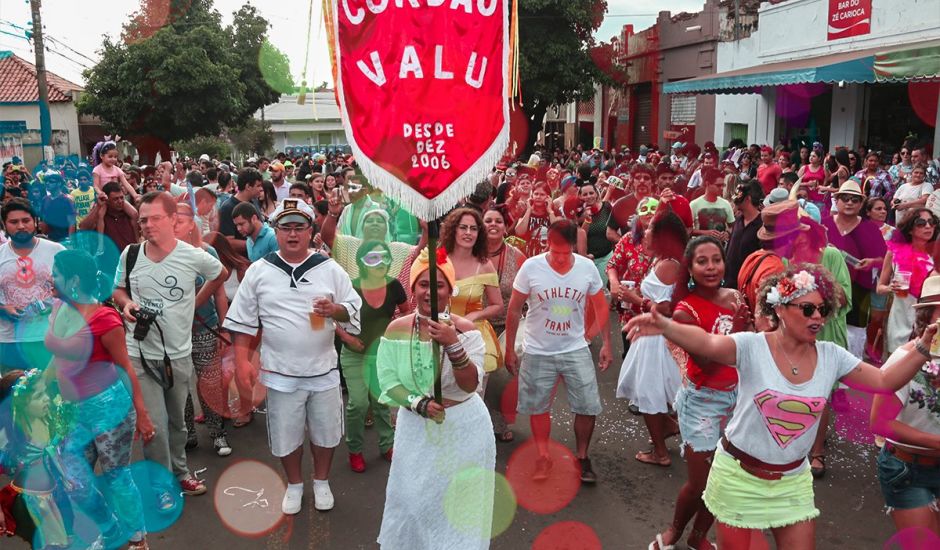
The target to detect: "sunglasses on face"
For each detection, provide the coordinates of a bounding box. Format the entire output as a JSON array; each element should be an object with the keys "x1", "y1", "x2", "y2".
[
  {"x1": 786, "y1": 302, "x2": 831, "y2": 318},
  {"x1": 362, "y1": 251, "x2": 391, "y2": 267},
  {"x1": 837, "y1": 195, "x2": 863, "y2": 204},
  {"x1": 914, "y1": 217, "x2": 938, "y2": 228}
]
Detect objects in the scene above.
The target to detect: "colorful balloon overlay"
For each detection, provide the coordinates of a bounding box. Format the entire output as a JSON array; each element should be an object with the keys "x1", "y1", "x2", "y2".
[
  {"x1": 884, "y1": 527, "x2": 940, "y2": 549},
  {"x1": 130, "y1": 460, "x2": 185, "y2": 533},
  {"x1": 443, "y1": 467, "x2": 516, "y2": 540},
  {"x1": 908, "y1": 81, "x2": 940, "y2": 127},
  {"x1": 198, "y1": 350, "x2": 267, "y2": 420},
  {"x1": 506, "y1": 438, "x2": 581, "y2": 515},
  {"x1": 832, "y1": 387, "x2": 876, "y2": 445},
  {"x1": 531, "y1": 521, "x2": 601, "y2": 550},
  {"x1": 214, "y1": 460, "x2": 286, "y2": 538}
]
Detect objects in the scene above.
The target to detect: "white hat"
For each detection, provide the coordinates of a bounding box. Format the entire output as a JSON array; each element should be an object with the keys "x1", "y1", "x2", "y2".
[
  {"x1": 764, "y1": 187, "x2": 790, "y2": 207},
  {"x1": 198, "y1": 154, "x2": 211, "y2": 162},
  {"x1": 271, "y1": 198, "x2": 315, "y2": 225}
]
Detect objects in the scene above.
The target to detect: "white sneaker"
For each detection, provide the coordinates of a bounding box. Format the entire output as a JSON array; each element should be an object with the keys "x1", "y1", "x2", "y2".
[
  {"x1": 281, "y1": 485, "x2": 303, "y2": 515},
  {"x1": 313, "y1": 480, "x2": 334, "y2": 511},
  {"x1": 213, "y1": 436, "x2": 232, "y2": 457}
]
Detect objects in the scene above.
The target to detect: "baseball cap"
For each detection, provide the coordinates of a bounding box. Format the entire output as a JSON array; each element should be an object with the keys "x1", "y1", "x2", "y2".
[
  {"x1": 764, "y1": 187, "x2": 790, "y2": 207},
  {"x1": 270, "y1": 161, "x2": 285, "y2": 172},
  {"x1": 271, "y1": 198, "x2": 315, "y2": 225},
  {"x1": 283, "y1": 160, "x2": 294, "y2": 168},
  {"x1": 198, "y1": 154, "x2": 211, "y2": 162}
]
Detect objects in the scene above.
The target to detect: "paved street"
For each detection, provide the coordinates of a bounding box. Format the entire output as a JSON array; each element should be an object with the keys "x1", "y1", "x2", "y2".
[{"x1": 9, "y1": 336, "x2": 895, "y2": 549}]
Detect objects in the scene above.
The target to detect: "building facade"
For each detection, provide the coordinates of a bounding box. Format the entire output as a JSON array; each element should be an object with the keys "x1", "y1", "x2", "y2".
[{"x1": 256, "y1": 92, "x2": 350, "y2": 156}]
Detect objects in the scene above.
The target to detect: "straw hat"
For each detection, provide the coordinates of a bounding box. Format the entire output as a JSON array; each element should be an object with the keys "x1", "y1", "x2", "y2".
[
  {"x1": 757, "y1": 200, "x2": 810, "y2": 241},
  {"x1": 914, "y1": 275, "x2": 940, "y2": 309},
  {"x1": 833, "y1": 180, "x2": 866, "y2": 199}
]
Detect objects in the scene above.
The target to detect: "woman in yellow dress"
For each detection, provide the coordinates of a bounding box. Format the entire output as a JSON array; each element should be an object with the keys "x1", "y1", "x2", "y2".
[{"x1": 440, "y1": 208, "x2": 505, "y2": 387}]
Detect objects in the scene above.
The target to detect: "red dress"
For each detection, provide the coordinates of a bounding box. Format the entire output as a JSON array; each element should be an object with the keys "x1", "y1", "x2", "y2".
[
  {"x1": 674, "y1": 294, "x2": 739, "y2": 391},
  {"x1": 606, "y1": 234, "x2": 652, "y2": 325}
]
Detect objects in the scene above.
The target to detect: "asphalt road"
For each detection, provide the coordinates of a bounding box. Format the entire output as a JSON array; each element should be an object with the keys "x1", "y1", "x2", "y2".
[{"x1": 9, "y1": 337, "x2": 895, "y2": 549}]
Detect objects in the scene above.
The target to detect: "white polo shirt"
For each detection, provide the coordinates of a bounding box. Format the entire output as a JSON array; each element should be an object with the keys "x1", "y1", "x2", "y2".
[{"x1": 223, "y1": 251, "x2": 361, "y2": 392}]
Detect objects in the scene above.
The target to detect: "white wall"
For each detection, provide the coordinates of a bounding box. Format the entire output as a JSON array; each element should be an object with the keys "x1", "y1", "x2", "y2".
[
  {"x1": 0, "y1": 102, "x2": 80, "y2": 155},
  {"x1": 712, "y1": 0, "x2": 940, "y2": 147}
]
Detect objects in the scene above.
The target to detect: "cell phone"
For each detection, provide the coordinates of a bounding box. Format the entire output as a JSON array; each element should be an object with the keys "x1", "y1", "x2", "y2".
[{"x1": 841, "y1": 251, "x2": 861, "y2": 268}]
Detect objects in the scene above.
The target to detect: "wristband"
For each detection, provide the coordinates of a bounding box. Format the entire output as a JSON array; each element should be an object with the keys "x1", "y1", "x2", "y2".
[
  {"x1": 915, "y1": 340, "x2": 931, "y2": 358},
  {"x1": 407, "y1": 393, "x2": 423, "y2": 412}
]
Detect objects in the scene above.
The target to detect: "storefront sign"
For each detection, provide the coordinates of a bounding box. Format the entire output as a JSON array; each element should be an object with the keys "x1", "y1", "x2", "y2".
[
  {"x1": 0, "y1": 121, "x2": 27, "y2": 134},
  {"x1": 0, "y1": 136, "x2": 24, "y2": 165},
  {"x1": 328, "y1": 0, "x2": 509, "y2": 220},
  {"x1": 828, "y1": 0, "x2": 871, "y2": 41}
]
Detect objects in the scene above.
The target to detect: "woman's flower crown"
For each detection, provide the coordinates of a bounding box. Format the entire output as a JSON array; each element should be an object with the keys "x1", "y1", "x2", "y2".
[
  {"x1": 11, "y1": 368, "x2": 41, "y2": 400},
  {"x1": 766, "y1": 270, "x2": 818, "y2": 306}
]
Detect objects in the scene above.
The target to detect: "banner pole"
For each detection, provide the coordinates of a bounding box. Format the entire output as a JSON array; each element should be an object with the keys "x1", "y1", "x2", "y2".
[{"x1": 427, "y1": 219, "x2": 443, "y2": 405}]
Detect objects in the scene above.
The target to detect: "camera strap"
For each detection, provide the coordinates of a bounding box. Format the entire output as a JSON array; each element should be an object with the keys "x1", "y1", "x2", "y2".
[{"x1": 126, "y1": 243, "x2": 173, "y2": 389}]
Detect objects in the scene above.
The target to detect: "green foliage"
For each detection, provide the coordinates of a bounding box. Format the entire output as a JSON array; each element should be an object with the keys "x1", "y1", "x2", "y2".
[
  {"x1": 171, "y1": 134, "x2": 231, "y2": 160},
  {"x1": 258, "y1": 39, "x2": 295, "y2": 95},
  {"x1": 78, "y1": 0, "x2": 288, "y2": 160},
  {"x1": 518, "y1": 0, "x2": 607, "y2": 150},
  {"x1": 226, "y1": 118, "x2": 274, "y2": 157}
]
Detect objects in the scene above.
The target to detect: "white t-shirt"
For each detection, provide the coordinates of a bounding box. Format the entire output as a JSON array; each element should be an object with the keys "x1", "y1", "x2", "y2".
[
  {"x1": 0, "y1": 239, "x2": 65, "y2": 342},
  {"x1": 115, "y1": 240, "x2": 223, "y2": 360},
  {"x1": 723, "y1": 332, "x2": 860, "y2": 472},
  {"x1": 883, "y1": 346, "x2": 940, "y2": 451},
  {"x1": 512, "y1": 253, "x2": 603, "y2": 355},
  {"x1": 223, "y1": 252, "x2": 361, "y2": 390}
]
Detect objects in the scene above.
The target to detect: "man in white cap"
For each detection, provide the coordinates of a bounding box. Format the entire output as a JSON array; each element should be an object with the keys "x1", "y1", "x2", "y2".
[{"x1": 224, "y1": 198, "x2": 361, "y2": 514}]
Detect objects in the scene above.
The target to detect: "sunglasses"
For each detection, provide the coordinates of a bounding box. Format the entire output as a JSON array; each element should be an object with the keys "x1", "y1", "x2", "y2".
[
  {"x1": 914, "y1": 218, "x2": 938, "y2": 228},
  {"x1": 786, "y1": 302, "x2": 832, "y2": 318},
  {"x1": 362, "y1": 251, "x2": 391, "y2": 267},
  {"x1": 837, "y1": 195, "x2": 863, "y2": 204}
]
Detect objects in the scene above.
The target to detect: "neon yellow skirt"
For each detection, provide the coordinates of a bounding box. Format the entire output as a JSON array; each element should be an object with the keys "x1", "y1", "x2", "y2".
[{"x1": 703, "y1": 448, "x2": 820, "y2": 529}]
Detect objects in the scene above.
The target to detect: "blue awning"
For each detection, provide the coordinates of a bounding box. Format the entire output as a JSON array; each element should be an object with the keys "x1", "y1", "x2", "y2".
[{"x1": 664, "y1": 40, "x2": 940, "y2": 95}]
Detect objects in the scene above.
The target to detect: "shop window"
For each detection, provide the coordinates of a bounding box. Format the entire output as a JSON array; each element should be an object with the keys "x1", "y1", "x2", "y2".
[{"x1": 724, "y1": 123, "x2": 748, "y2": 146}]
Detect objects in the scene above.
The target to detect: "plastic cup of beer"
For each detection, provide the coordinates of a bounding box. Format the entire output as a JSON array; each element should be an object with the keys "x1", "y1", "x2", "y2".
[
  {"x1": 930, "y1": 326, "x2": 940, "y2": 357},
  {"x1": 894, "y1": 270, "x2": 912, "y2": 298},
  {"x1": 620, "y1": 280, "x2": 635, "y2": 309},
  {"x1": 310, "y1": 296, "x2": 327, "y2": 330}
]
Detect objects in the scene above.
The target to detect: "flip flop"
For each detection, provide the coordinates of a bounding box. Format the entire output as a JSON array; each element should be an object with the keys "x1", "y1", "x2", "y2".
[
  {"x1": 648, "y1": 533, "x2": 675, "y2": 550},
  {"x1": 233, "y1": 414, "x2": 253, "y2": 428},
  {"x1": 636, "y1": 450, "x2": 671, "y2": 467},
  {"x1": 496, "y1": 430, "x2": 514, "y2": 443}
]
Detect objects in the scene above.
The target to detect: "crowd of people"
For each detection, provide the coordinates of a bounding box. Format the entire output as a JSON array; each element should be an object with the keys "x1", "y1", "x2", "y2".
[{"x1": 0, "y1": 135, "x2": 939, "y2": 549}]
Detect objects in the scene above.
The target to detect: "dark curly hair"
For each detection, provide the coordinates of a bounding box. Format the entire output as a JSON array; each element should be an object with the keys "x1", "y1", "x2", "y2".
[
  {"x1": 440, "y1": 207, "x2": 488, "y2": 263},
  {"x1": 757, "y1": 263, "x2": 844, "y2": 329},
  {"x1": 649, "y1": 210, "x2": 689, "y2": 261}
]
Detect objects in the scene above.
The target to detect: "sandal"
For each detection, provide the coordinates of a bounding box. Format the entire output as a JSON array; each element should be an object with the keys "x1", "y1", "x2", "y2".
[
  {"x1": 635, "y1": 450, "x2": 671, "y2": 467},
  {"x1": 233, "y1": 413, "x2": 253, "y2": 428},
  {"x1": 810, "y1": 454, "x2": 826, "y2": 479},
  {"x1": 128, "y1": 539, "x2": 150, "y2": 550},
  {"x1": 495, "y1": 430, "x2": 514, "y2": 443},
  {"x1": 648, "y1": 533, "x2": 675, "y2": 550}
]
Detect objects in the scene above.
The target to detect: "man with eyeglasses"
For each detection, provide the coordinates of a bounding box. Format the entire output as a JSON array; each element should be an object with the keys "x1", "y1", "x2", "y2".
[
  {"x1": 224, "y1": 199, "x2": 361, "y2": 516},
  {"x1": 112, "y1": 191, "x2": 227, "y2": 504}
]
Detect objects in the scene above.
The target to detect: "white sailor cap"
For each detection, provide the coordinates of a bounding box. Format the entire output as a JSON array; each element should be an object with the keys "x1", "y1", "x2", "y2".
[{"x1": 271, "y1": 198, "x2": 315, "y2": 226}]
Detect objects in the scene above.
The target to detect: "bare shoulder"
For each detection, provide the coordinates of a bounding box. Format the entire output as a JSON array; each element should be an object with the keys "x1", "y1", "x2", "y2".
[{"x1": 385, "y1": 315, "x2": 414, "y2": 337}]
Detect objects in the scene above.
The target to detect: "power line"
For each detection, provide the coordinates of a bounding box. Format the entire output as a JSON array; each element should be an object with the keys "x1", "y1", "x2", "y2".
[
  {"x1": 0, "y1": 19, "x2": 98, "y2": 64},
  {"x1": 44, "y1": 35, "x2": 96, "y2": 64}
]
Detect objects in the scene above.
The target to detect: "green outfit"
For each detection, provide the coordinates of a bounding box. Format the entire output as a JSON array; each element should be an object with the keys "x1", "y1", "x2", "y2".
[{"x1": 340, "y1": 347, "x2": 394, "y2": 453}]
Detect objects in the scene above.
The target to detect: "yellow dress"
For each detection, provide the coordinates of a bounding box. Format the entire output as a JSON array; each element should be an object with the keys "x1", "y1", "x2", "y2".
[{"x1": 450, "y1": 272, "x2": 503, "y2": 373}]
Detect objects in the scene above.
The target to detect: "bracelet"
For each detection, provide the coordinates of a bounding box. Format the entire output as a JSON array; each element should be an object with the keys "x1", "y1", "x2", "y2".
[
  {"x1": 444, "y1": 342, "x2": 463, "y2": 354},
  {"x1": 915, "y1": 340, "x2": 931, "y2": 358},
  {"x1": 446, "y1": 348, "x2": 468, "y2": 363},
  {"x1": 451, "y1": 357, "x2": 472, "y2": 370},
  {"x1": 407, "y1": 394, "x2": 423, "y2": 412}
]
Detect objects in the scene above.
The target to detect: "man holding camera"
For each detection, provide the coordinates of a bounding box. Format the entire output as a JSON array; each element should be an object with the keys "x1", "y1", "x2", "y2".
[
  {"x1": 112, "y1": 191, "x2": 226, "y2": 502},
  {"x1": 224, "y1": 199, "x2": 361, "y2": 515}
]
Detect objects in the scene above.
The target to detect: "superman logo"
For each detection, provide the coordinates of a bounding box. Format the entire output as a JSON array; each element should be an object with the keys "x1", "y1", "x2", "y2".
[{"x1": 753, "y1": 389, "x2": 827, "y2": 449}]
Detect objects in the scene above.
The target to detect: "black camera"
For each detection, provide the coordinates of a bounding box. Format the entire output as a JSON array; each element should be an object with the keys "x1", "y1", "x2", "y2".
[{"x1": 132, "y1": 307, "x2": 158, "y2": 341}]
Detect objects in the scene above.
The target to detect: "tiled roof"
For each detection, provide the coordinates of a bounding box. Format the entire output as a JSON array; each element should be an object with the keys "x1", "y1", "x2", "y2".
[{"x1": 0, "y1": 51, "x2": 82, "y2": 103}]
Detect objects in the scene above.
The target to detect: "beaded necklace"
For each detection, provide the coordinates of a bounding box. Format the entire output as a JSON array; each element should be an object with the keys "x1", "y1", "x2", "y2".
[{"x1": 409, "y1": 313, "x2": 444, "y2": 393}]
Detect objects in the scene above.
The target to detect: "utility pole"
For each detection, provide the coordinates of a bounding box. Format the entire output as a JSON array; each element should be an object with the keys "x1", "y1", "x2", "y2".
[{"x1": 30, "y1": 0, "x2": 52, "y2": 159}]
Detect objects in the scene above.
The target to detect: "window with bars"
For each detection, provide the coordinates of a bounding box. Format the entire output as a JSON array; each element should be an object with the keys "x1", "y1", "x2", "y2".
[{"x1": 670, "y1": 95, "x2": 696, "y2": 125}]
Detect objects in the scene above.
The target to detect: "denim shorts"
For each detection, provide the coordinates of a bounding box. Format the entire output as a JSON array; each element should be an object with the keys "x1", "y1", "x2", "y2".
[
  {"x1": 870, "y1": 291, "x2": 889, "y2": 311},
  {"x1": 877, "y1": 446, "x2": 940, "y2": 510},
  {"x1": 517, "y1": 347, "x2": 602, "y2": 416},
  {"x1": 675, "y1": 385, "x2": 737, "y2": 454}
]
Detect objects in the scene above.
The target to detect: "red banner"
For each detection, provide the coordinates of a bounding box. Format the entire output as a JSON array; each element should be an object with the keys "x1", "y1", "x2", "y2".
[
  {"x1": 329, "y1": 1, "x2": 509, "y2": 220},
  {"x1": 827, "y1": 0, "x2": 872, "y2": 41}
]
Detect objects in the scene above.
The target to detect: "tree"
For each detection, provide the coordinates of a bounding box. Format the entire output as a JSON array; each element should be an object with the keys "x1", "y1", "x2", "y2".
[
  {"x1": 226, "y1": 118, "x2": 274, "y2": 157},
  {"x1": 77, "y1": 0, "x2": 290, "y2": 162},
  {"x1": 229, "y1": 5, "x2": 289, "y2": 114},
  {"x1": 518, "y1": 0, "x2": 607, "y2": 155},
  {"x1": 171, "y1": 134, "x2": 231, "y2": 160}
]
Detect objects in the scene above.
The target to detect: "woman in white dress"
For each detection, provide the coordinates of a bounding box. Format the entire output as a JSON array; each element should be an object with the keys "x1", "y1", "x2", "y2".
[
  {"x1": 617, "y1": 211, "x2": 690, "y2": 467},
  {"x1": 375, "y1": 248, "x2": 495, "y2": 550}
]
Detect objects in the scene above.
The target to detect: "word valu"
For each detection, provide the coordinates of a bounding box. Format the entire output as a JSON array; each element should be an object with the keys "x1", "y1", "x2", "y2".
[
  {"x1": 404, "y1": 122, "x2": 455, "y2": 170},
  {"x1": 356, "y1": 45, "x2": 488, "y2": 89},
  {"x1": 341, "y1": 0, "x2": 498, "y2": 24}
]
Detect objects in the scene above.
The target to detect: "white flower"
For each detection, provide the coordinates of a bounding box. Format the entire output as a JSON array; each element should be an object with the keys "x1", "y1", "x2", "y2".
[
  {"x1": 766, "y1": 287, "x2": 782, "y2": 306},
  {"x1": 792, "y1": 271, "x2": 817, "y2": 292}
]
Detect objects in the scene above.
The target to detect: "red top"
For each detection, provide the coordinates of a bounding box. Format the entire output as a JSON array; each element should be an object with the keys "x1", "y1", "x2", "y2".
[
  {"x1": 45, "y1": 303, "x2": 124, "y2": 401},
  {"x1": 757, "y1": 163, "x2": 783, "y2": 194},
  {"x1": 675, "y1": 294, "x2": 739, "y2": 391}
]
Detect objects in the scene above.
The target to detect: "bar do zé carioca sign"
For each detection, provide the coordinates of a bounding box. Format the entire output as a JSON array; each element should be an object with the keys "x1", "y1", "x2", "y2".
[
  {"x1": 828, "y1": 0, "x2": 872, "y2": 41},
  {"x1": 329, "y1": 0, "x2": 510, "y2": 221}
]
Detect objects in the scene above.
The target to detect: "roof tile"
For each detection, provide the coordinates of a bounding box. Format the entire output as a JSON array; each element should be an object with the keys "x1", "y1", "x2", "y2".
[{"x1": 0, "y1": 51, "x2": 82, "y2": 103}]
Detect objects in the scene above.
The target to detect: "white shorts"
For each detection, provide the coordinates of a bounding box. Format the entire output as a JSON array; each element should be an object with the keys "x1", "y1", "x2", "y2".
[{"x1": 265, "y1": 386, "x2": 345, "y2": 457}]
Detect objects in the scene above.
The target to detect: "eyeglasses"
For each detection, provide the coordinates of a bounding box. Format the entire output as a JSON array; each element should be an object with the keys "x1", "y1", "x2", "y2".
[
  {"x1": 276, "y1": 224, "x2": 311, "y2": 234},
  {"x1": 914, "y1": 218, "x2": 938, "y2": 228},
  {"x1": 901, "y1": 151, "x2": 910, "y2": 155},
  {"x1": 138, "y1": 214, "x2": 170, "y2": 225},
  {"x1": 786, "y1": 302, "x2": 832, "y2": 318},
  {"x1": 362, "y1": 251, "x2": 391, "y2": 267},
  {"x1": 837, "y1": 195, "x2": 863, "y2": 204}
]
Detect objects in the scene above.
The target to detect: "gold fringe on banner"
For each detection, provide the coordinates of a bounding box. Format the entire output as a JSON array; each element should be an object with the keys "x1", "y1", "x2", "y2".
[{"x1": 297, "y1": 0, "x2": 315, "y2": 106}]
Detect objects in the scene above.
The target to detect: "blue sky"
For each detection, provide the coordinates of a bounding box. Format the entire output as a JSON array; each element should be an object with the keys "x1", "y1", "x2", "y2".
[{"x1": 0, "y1": 0, "x2": 706, "y2": 86}]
